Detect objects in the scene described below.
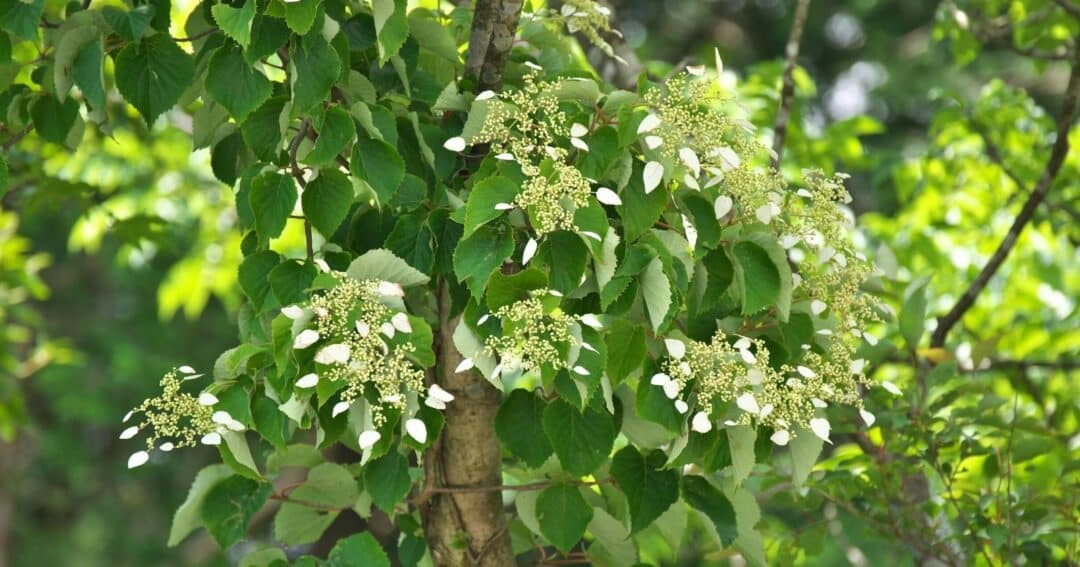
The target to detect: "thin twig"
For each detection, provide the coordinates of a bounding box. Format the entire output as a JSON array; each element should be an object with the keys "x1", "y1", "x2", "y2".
[
  {"x1": 3, "y1": 125, "x2": 33, "y2": 151},
  {"x1": 771, "y1": 0, "x2": 812, "y2": 168},
  {"x1": 173, "y1": 28, "x2": 220, "y2": 42},
  {"x1": 1053, "y1": 0, "x2": 1080, "y2": 19},
  {"x1": 288, "y1": 119, "x2": 314, "y2": 260},
  {"x1": 930, "y1": 47, "x2": 1080, "y2": 348}
]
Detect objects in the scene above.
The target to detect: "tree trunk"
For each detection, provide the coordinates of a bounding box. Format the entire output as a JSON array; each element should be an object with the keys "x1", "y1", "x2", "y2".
[{"x1": 422, "y1": 285, "x2": 514, "y2": 566}]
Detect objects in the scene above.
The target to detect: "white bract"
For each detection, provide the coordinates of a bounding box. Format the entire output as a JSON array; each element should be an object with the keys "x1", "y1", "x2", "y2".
[
  {"x1": 127, "y1": 451, "x2": 150, "y2": 469},
  {"x1": 297, "y1": 373, "x2": 319, "y2": 388},
  {"x1": 522, "y1": 238, "x2": 538, "y2": 265},
  {"x1": 714, "y1": 195, "x2": 733, "y2": 219},
  {"x1": 691, "y1": 412, "x2": 713, "y2": 433},
  {"x1": 293, "y1": 329, "x2": 320, "y2": 349},
  {"x1": 315, "y1": 343, "x2": 351, "y2": 365},
  {"x1": 664, "y1": 338, "x2": 686, "y2": 359},
  {"x1": 809, "y1": 417, "x2": 832, "y2": 443},
  {"x1": 736, "y1": 393, "x2": 760, "y2": 415},
  {"x1": 198, "y1": 392, "x2": 219, "y2": 406},
  {"x1": 405, "y1": 418, "x2": 428, "y2": 444},
  {"x1": 595, "y1": 187, "x2": 622, "y2": 206},
  {"x1": 770, "y1": 430, "x2": 791, "y2": 446},
  {"x1": 358, "y1": 430, "x2": 382, "y2": 449},
  {"x1": 637, "y1": 113, "x2": 661, "y2": 134},
  {"x1": 443, "y1": 136, "x2": 467, "y2": 152},
  {"x1": 391, "y1": 312, "x2": 412, "y2": 333},
  {"x1": 281, "y1": 305, "x2": 304, "y2": 319},
  {"x1": 643, "y1": 161, "x2": 664, "y2": 194}
]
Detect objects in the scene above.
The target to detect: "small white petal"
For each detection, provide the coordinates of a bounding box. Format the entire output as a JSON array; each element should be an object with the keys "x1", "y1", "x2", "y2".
[
  {"x1": 561, "y1": 3, "x2": 576, "y2": 16},
  {"x1": 491, "y1": 363, "x2": 503, "y2": 378},
  {"x1": 650, "y1": 373, "x2": 672, "y2": 386},
  {"x1": 572, "y1": 365, "x2": 590, "y2": 376},
  {"x1": 358, "y1": 430, "x2": 382, "y2": 449},
  {"x1": 770, "y1": 430, "x2": 790, "y2": 446},
  {"x1": 736, "y1": 393, "x2": 760, "y2": 415},
  {"x1": 745, "y1": 368, "x2": 764, "y2": 386},
  {"x1": 759, "y1": 404, "x2": 774, "y2": 419},
  {"x1": 477, "y1": 314, "x2": 491, "y2": 326},
  {"x1": 494, "y1": 202, "x2": 515, "y2": 211},
  {"x1": 548, "y1": 289, "x2": 564, "y2": 297},
  {"x1": 443, "y1": 136, "x2": 467, "y2": 152},
  {"x1": 739, "y1": 349, "x2": 756, "y2": 365},
  {"x1": 494, "y1": 152, "x2": 515, "y2": 161},
  {"x1": 850, "y1": 359, "x2": 867, "y2": 374},
  {"x1": 211, "y1": 411, "x2": 234, "y2": 425},
  {"x1": 522, "y1": 238, "x2": 538, "y2": 265},
  {"x1": 297, "y1": 373, "x2": 319, "y2": 388},
  {"x1": 356, "y1": 320, "x2": 370, "y2": 336},
  {"x1": 882, "y1": 381, "x2": 902, "y2": 396},
  {"x1": 716, "y1": 146, "x2": 741, "y2": 170},
  {"x1": 811, "y1": 300, "x2": 827, "y2": 316},
  {"x1": 405, "y1": 418, "x2": 428, "y2": 444},
  {"x1": 226, "y1": 419, "x2": 246, "y2": 432},
  {"x1": 570, "y1": 122, "x2": 589, "y2": 137},
  {"x1": 662, "y1": 380, "x2": 680, "y2": 400},
  {"x1": 809, "y1": 418, "x2": 832, "y2": 443},
  {"x1": 811, "y1": 398, "x2": 828, "y2": 409},
  {"x1": 381, "y1": 322, "x2": 396, "y2": 338},
  {"x1": 314, "y1": 258, "x2": 331, "y2": 272},
  {"x1": 119, "y1": 426, "x2": 140, "y2": 440},
  {"x1": 159, "y1": 442, "x2": 175, "y2": 452},
  {"x1": 714, "y1": 195, "x2": 733, "y2": 219},
  {"x1": 733, "y1": 337, "x2": 752, "y2": 350},
  {"x1": 674, "y1": 400, "x2": 689, "y2": 414},
  {"x1": 570, "y1": 137, "x2": 589, "y2": 151},
  {"x1": 859, "y1": 409, "x2": 876, "y2": 427},
  {"x1": 691, "y1": 412, "x2": 713, "y2": 433},
  {"x1": 201, "y1": 432, "x2": 222, "y2": 446},
  {"x1": 293, "y1": 329, "x2": 320, "y2": 349},
  {"x1": 683, "y1": 174, "x2": 700, "y2": 190},
  {"x1": 127, "y1": 451, "x2": 150, "y2": 468},
  {"x1": 122, "y1": 411, "x2": 134, "y2": 423},
  {"x1": 580, "y1": 231, "x2": 602, "y2": 242},
  {"x1": 315, "y1": 343, "x2": 351, "y2": 365},
  {"x1": 637, "y1": 113, "x2": 661, "y2": 134},
  {"x1": 198, "y1": 392, "x2": 219, "y2": 406},
  {"x1": 429, "y1": 384, "x2": 455, "y2": 403},
  {"x1": 425, "y1": 397, "x2": 447, "y2": 410},
  {"x1": 714, "y1": 47, "x2": 724, "y2": 75},
  {"x1": 178, "y1": 365, "x2": 196, "y2": 375},
  {"x1": 664, "y1": 338, "x2": 686, "y2": 359},
  {"x1": 779, "y1": 234, "x2": 800, "y2": 249},
  {"x1": 281, "y1": 305, "x2": 304, "y2": 319},
  {"x1": 796, "y1": 365, "x2": 817, "y2": 378},
  {"x1": 579, "y1": 314, "x2": 603, "y2": 329},
  {"x1": 475, "y1": 90, "x2": 496, "y2": 101},
  {"x1": 377, "y1": 281, "x2": 405, "y2": 297},
  {"x1": 643, "y1": 161, "x2": 664, "y2": 194},
  {"x1": 581, "y1": 342, "x2": 598, "y2": 354},
  {"x1": 391, "y1": 312, "x2": 413, "y2": 333},
  {"x1": 645, "y1": 135, "x2": 663, "y2": 149},
  {"x1": 687, "y1": 64, "x2": 706, "y2": 76},
  {"x1": 332, "y1": 401, "x2": 351, "y2": 418},
  {"x1": 524, "y1": 61, "x2": 544, "y2": 70},
  {"x1": 755, "y1": 204, "x2": 777, "y2": 225},
  {"x1": 595, "y1": 187, "x2": 622, "y2": 206},
  {"x1": 863, "y1": 332, "x2": 879, "y2": 346},
  {"x1": 455, "y1": 358, "x2": 475, "y2": 373},
  {"x1": 678, "y1": 148, "x2": 701, "y2": 176}
]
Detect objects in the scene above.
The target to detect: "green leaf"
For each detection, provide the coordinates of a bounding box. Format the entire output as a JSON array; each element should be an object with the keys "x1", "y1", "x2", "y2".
[
  {"x1": 284, "y1": 0, "x2": 320, "y2": 35},
  {"x1": 200, "y1": 476, "x2": 272, "y2": 548},
  {"x1": 641, "y1": 257, "x2": 672, "y2": 332},
  {"x1": 103, "y1": 5, "x2": 155, "y2": 41},
  {"x1": 290, "y1": 33, "x2": 341, "y2": 116},
  {"x1": 494, "y1": 389, "x2": 552, "y2": 468},
  {"x1": 635, "y1": 375, "x2": 682, "y2": 433},
  {"x1": 485, "y1": 268, "x2": 548, "y2": 311},
  {"x1": 304, "y1": 105, "x2": 356, "y2": 166},
  {"x1": 238, "y1": 547, "x2": 288, "y2": 567},
  {"x1": 681, "y1": 475, "x2": 737, "y2": 547},
  {"x1": 53, "y1": 14, "x2": 107, "y2": 104},
  {"x1": 605, "y1": 319, "x2": 646, "y2": 384},
  {"x1": 240, "y1": 96, "x2": 287, "y2": 161},
  {"x1": 384, "y1": 213, "x2": 434, "y2": 274},
  {"x1": 303, "y1": 169, "x2": 355, "y2": 238},
  {"x1": 542, "y1": 231, "x2": 589, "y2": 295},
  {"x1": 239, "y1": 250, "x2": 282, "y2": 311},
  {"x1": 790, "y1": 427, "x2": 823, "y2": 488},
  {"x1": 325, "y1": 533, "x2": 391, "y2": 567},
  {"x1": 587, "y1": 507, "x2": 638, "y2": 566},
  {"x1": 730, "y1": 236, "x2": 791, "y2": 319},
  {"x1": 899, "y1": 276, "x2": 930, "y2": 349},
  {"x1": 274, "y1": 463, "x2": 358, "y2": 545},
  {"x1": 542, "y1": 399, "x2": 617, "y2": 477},
  {"x1": 453, "y1": 222, "x2": 513, "y2": 298},
  {"x1": 618, "y1": 163, "x2": 668, "y2": 241},
  {"x1": 727, "y1": 425, "x2": 756, "y2": 486},
  {"x1": 249, "y1": 172, "x2": 298, "y2": 241},
  {"x1": 699, "y1": 248, "x2": 734, "y2": 311},
  {"x1": 206, "y1": 41, "x2": 273, "y2": 121},
  {"x1": 372, "y1": 0, "x2": 409, "y2": 64},
  {"x1": 346, "y1": 248, "x2": 431, "y2": 286},
  {"x1": 73, "y1": 39, "x2": 107, "y2": 112},
  {"x1": 29, "y1": 95, "x2": 79, "y2": 145},
  {"x1": 351, "y1": 137, "x2": 405, "y2": 204},
  {"x1": 269, "y1": 260, "x2": 317, "y2": 305},
  {"x1": 363, "y1": 451, "x2": 412, "y2": 514},
  {"x1": 168, "y1": 464, "x2": 233, "y2": 546},
  {"x1": 0, "y1": 154, "x2": 7, "y2": 200},
  {"x1": 0, "y1": 0, "x2": 44, "y2": 40},
  {"x1": 114, "y1": 34, "x2": 195, "y2": 125},
  {"x1": 464, "y1": 176, "x2": 519, "y2": 236},
  {"x1": 610, "y1": 446, "x2": 678, "y2": 534},
  {"x1": 212, "y1": 0, "x2": 256, "y2": 50},
  {"x1": 536, "y1": 484, "x2": 593, "y2": 554},
  {"x1": 246, "y1": 15, "x2": 292, "y2": 64}
]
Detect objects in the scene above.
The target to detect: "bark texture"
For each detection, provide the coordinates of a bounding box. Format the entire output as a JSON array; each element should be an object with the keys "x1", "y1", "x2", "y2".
[{"x1": 465, "y1": 0, "x2": 525, "y2": 93}]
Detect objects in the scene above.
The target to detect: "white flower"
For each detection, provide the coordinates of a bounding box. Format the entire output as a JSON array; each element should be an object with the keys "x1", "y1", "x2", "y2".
[
  {"x1": 714, "y1": 195, "x2": 733, "y2": 219},
  {"x1": 715, "y1": 146, "x2": 741, "y2": 170},
  {"x1": 356, "y1": 320, "x2": 370, "y2": 336},
  {"x1": 429, "y1": 384, "x2": 455, "y2": 404},
  {"x1": 405, "y1": 418, "x2": 428, "y2": 444},
  {"x1": 850, "y1": 359, "x2": 867, "y2": 374},
  {"x1": 198, "y1": 392, "x2": 219, "y2": 406},
  {"x1": 755, "y1": 202, "x2": 781, "y2": 225},
  {"x1": 122, "y1": 410, "x2": 133, "y2": 423},
  {"x1": 687, "y1": 64, "x2": 706, "y2": 76},
  {"x1": 178, "y1": 365, "x2": 196, "y2": 375},
  {"x1": 664, "y1": 338, "x2": 686, "y2": 359},
  {"x1": 358, "y1": 430, "x2": 382, "y2": 449},
  {"x1": 314, "y1": 258, "x2": 331, "y2": 272},
  {"x1": 811, "y1": 398, "x2": 828, "y2": 409},
  {"x1": 739, "y1": 348, "x2": 756, "y2": 365},
  {"x1": 127, "y1": 451, "x2": 150, "y2": 469},
  {"x1": 297, "y1": 373, "x2": 319, "y2": 388},
  {"x1": 863, "y1": 332, "x2": 879, "y2": 346},
  {"x1": 579, "y1": 314, "x2": 603, "y2": 329},
  {"x1": 683, "y1": 214, "x2": 698, "y2": 250},
  {"x1": 637, "y1": 113, "x2": 661, "y2": 134},
  {"x1": 691, "y1": 412, "x2": 713, "y2": 433},
  {"x1": 281, "y1": 305, "x2": 304, "y2": 319},
  {"x1": 736, "y1": 393, "x2": 760, "y2": 415},
  {"x1": 495, "y1": 153, "x2": 515, "y2": 161},
  {"x1": 643, "y1": 161, "x2": 664, "y2": 194},
  {"x1": 522, "y1": 238, "x2": 538, "y2": 265},
  {"x1": 645, "y1": 135, "x2": 663, "y2": 149},
  {"x1": 475, "y1": 90, "x2": 496, "y2": 101},
  {"x1": 882, "y1": 381, "x2": 902, "y2": 396},
  {"x1": 570, "y1": 137, "x2": 589, "y2": 152},
  {"x1": 595, "y1": 187, "x2": 622, "y2": 206},
  {"x1": 674, "y1": 400, "x2": 689, "y2": 414},
  {"x1": 560, "y1": 3, "x2": 576, "y2": 15},
  {"x1": 391, "y1": 312, "x2": 412, "y2": 333},
  {"x1": 796, "y1": 365, "x2": 817, "y2": 378},
  {"x1": 770, "y1": 430, "x2": 790, "y2": 446},
  {"x1": 455, "y1": 358, "x2": 475, "y2": 373},
  {"x1": 650, "y1": 373, "x2": 672, "y2": 386},
  {"x1": 733, "y1": 337, "x2": 751, "y2": 350},
  {"x1": 293, "y1": 329, "x2": 320, "y2": 349},
  {"x1": 683, "y1": 174, "x2": 700, "y2": 190},
  {"x1": 315, "y1": 343, "x2": 351, "y2": 365},
  {"x1": 425, "y1": 397, "x2": 446, "y2": 410},
  {"x1": 377, "y1": 281, "x2": 404, "y2": 297},
  {"x1": 714, "y1": 47, "x2": 724, "y2": 75},
  {"x1": 581, "y1": 342, "x2": 598, "y2": 353},
  {"x1": 443, "y1": 136, "x2": 467, "y2": 152},
  {"x1": 572, "y1": 365, "x2": 590, "y2": 376},
  {"x1": 811, "y1": 300, "x2": 827, "y2": 316},
  {"x1": 119, "y1": 426, "x2": 139, "y2": 440},
  {"x1": 860, "y1": 409, "x2": 876, "y2": 427},
  {"x1": 332, "y1": 401, "x2": 351, "y2": 418},
  {"x1": 779, "y1": 234, "x2": 800, "y2": 249},
  {"x1": 494, "y1": 202, "x2": 515, "y2": 211},
  {"x1": 759, "y1": 404, "x2": 774, "y2": 419},
  {"x1": 580, "y1": 231, "x2": 602, "y2": 241},
  {"x1": 212, "y1": 411, "x2": 234, "y2": 425},
  {"x1": 524, "y1": 61, "x2": 543, "y2": 70},
  {"x1": 809, "y1": 417, "x2": 832, "y2": 443},
  {"x1": 477, "y1": 314, "x2": 490, "y2": 325},
  {"x1": 679, "y1": 148, "x2": 701, "y2": 176},
  {"x1": 380, "y1": 322, "x2": 396, "y2": 338},
  {"x1": 201, "y1": 432, "x2": 222, "y2": 446},
  {"x1": 570, "y1": 123, "x2": 589, "y2": 137},
  {"x1": 159, "y1": 442, "x2": 175, "y2": 452},
  {"x1": 745, "y1": 368, "x2": 764, "y2": 385}
]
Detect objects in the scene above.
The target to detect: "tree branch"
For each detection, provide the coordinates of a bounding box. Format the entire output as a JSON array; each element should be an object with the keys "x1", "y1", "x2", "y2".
[
  {"x1": 1053, "y1": 0, "x2": 1080, "y2": 19},
  {"x1": 771, "y1": 0, "x2": 812, "y2": 168},
  {"x1": 287, "y1": 119, "x2": 314, "y2": 261},
  {"x1": 465, "y1": 0, "x2": 525, "y2": 92},
  {"x1": 930, "y1": 48, "x2": 1080, "y2": 348}
]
